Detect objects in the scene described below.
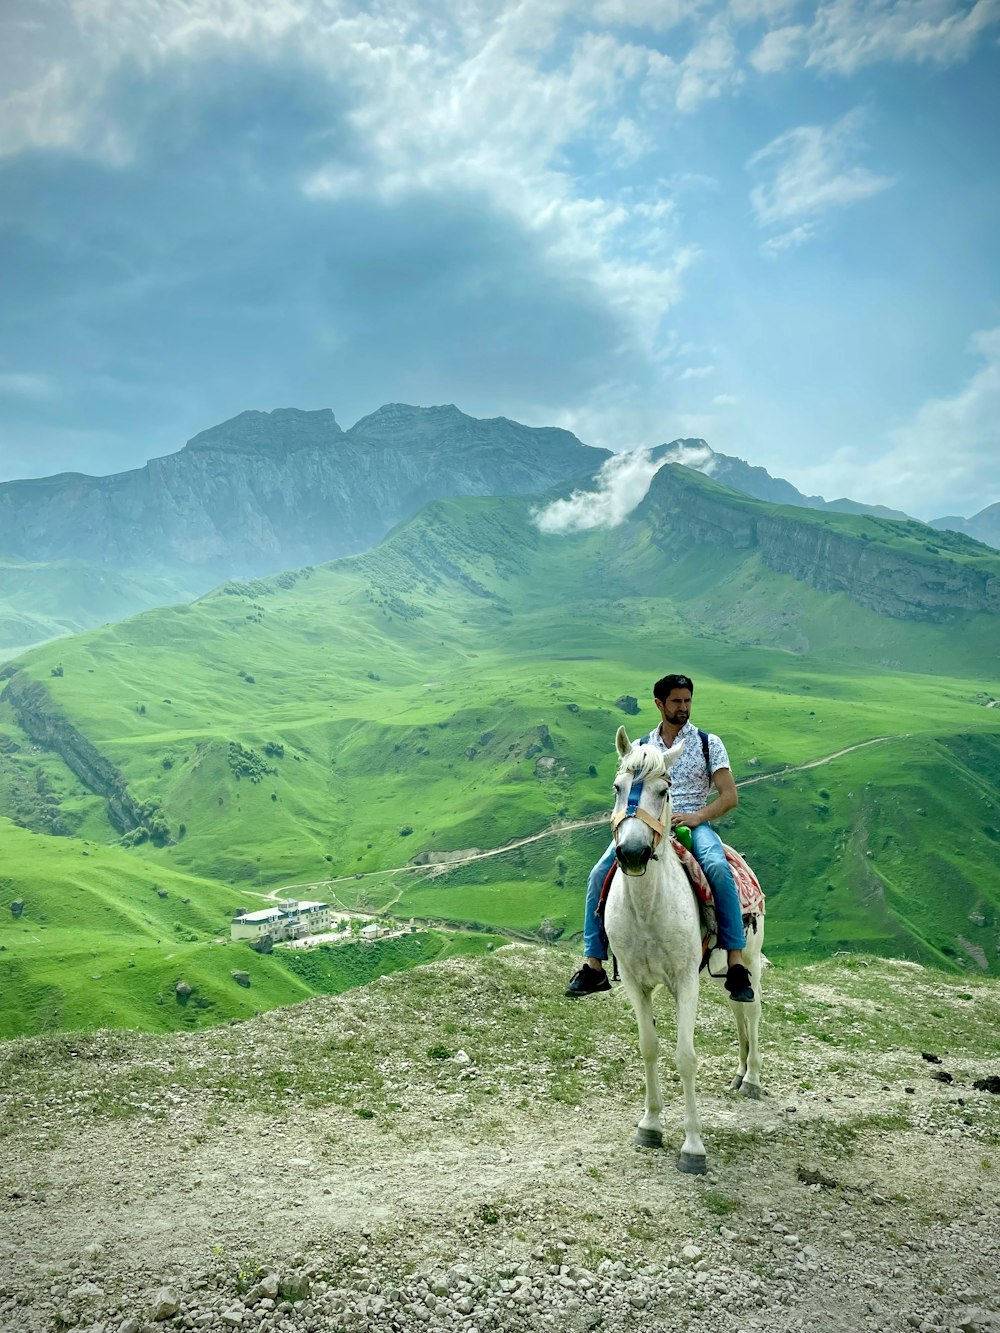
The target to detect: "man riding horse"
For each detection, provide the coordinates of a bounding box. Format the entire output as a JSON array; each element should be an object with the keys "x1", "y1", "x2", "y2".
[{"x1": 566, "y1": 672, "x2": 755, "y2": 1003}]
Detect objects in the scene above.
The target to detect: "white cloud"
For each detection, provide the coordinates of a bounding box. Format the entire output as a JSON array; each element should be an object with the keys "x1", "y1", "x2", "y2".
[
  {"x1": 533, "y1": 434, "x2": 728, "y2": 534},
  {"x1": 760, "y1": 221, "x2": 816, "y2": 255},
  {"x1": 729, "y1": 0, "x2": 799, "y2": 19},
  {"x1": 662, "y1": 440, "x2": 719, "y2": 471},
  {"x1": 679, "y1": 364, "x2": 716, "y2": 379},
  {"x1": 804, "y1": 0, "x2": 1000, "y2": 74},
  {"x1": 748, "y1": 109, "x2": 894, "y2": 238},
  {"x1": 675, "y1": 17, "x2": 744, "y2": 110},
  {"x1": 0, "y1": 1, "x2": 708, "y2": 374},
  {"x1": 590, "y1": 0, "x2": 702, "y2": 28},
  {"x1": 790, "y1": 328, "x2": 1000, "y2": 518},
  {"x1": 602, "y1": 115, "x2": 652, "y2": 166},
  {"x1": 741, "y1": 0, "x2": 1000, "y2": 76},
  {"x1": 533, "y1": 448, "x2": 665, "y2": 533},
  {"x1": 748, "y1": 22, "x2": 808, "y2": 71},
  {"x1": 712, "y1": 392, "x2": 740, "y2": 405}
]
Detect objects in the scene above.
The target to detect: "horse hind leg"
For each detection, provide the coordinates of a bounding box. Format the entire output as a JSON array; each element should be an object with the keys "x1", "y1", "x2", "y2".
[
  {"x1": 731, "y1": 951, "x2": 763, "y2": 1100},
  {"x1": 728, "y1": 1012, "x2": 749, "y2": 1093},
  {"x1": 738, "y1": 994, "x2": 763, "y2": 1099},
  {"x1": 622, "y1": 976, "x2": 664, "y2": 1150}
]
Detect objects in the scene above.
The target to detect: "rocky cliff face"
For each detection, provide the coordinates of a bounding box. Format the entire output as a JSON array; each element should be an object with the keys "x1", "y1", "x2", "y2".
[
  {"x1": 640, "y1": 465, "x2": 1000, "y2": 622},
  {"x1": 0, "y1": 669, "x2": 157, "y2": 836},
  {"x1": 0, "y1": 405, "x2": 607, "y2": 583},
  {"x1": 652, "y1": 440, "x2": 913, "y2": 523}
]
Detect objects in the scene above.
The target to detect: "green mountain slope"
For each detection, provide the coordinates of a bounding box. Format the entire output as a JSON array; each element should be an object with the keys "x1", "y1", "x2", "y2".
[
  {"x1": 1, "y1": 469, "x2": 998, "y2": 1036},
  {"x1": 0, "y1": 818, "x2": 493, "y2": 1039},
  {"x1": 0, "y1": 558, "x2": 194, "y2": 658}
]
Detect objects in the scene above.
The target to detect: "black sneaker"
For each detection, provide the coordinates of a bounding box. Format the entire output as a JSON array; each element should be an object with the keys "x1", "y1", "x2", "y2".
[
  {"x1": 725, "y1": 963, "x2": 755, "y2": 1003},
  {"x1": 565, "y1": 964, "x2": 612, "y2": 997}
]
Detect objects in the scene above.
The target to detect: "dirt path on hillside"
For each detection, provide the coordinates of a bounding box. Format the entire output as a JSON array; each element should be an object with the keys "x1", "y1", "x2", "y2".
[
  {"x1": 0, "y1": 948, "x2": 997, "y2": 1333},
  {"x1": 260, "y1": 735, "x2": 900, "y2": 903},
  {"x1": 736, "y1": 735, "x2": 897, "y2": 787}
]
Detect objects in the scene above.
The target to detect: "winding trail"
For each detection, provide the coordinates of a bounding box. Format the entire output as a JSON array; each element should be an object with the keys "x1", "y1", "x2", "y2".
[{"x1": 260, "y1": 733, "x2": 899, "y2": 903}]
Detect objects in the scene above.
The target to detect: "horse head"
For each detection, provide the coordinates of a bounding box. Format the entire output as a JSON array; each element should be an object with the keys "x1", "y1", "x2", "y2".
[{"x1": 610, "y1": 725, "x2": 685, "y2": 876}]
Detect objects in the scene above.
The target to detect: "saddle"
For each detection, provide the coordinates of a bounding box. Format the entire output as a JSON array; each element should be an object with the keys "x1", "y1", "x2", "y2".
[{"x1": 596, "y1": 838, "x2": 765, "y2": 974}]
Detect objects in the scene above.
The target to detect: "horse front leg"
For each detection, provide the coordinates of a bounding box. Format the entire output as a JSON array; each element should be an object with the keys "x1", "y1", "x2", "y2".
[
  {"x1": 621, "y1": 974, "x2": 664, "y2": 1149},
  {"x1": 674, "y1": 975, "x2": 707, "y2": 1173}
]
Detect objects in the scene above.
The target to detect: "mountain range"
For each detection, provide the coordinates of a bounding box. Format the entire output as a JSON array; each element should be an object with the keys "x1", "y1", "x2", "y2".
[{"x1": 1, "y1": 403, "x2": 997, "y2": 656}]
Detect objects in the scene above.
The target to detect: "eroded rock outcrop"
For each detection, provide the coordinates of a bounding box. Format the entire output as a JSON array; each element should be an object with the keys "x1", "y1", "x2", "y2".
[
  {"x1": 0, "y1": 670, "x2": 163, "y2": 837},
  {"x1": 641, "y1": 466, "x2": 1000, "y2": 623}
]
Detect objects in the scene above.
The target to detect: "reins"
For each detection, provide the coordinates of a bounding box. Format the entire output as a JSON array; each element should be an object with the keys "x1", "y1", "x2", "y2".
[{"x1": 610, "y1": 769, "x2": 670, "y2": 859}]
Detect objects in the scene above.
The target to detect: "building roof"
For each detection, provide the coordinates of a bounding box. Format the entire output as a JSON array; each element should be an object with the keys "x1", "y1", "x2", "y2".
[{"x1": 232, "y1": 899, "x2": 329, "y2": 925}]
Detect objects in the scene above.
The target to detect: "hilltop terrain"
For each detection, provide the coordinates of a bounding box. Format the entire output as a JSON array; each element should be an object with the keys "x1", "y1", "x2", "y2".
[{"x1": 1, "y1": 947, "x2": 998, "y2": 1333}]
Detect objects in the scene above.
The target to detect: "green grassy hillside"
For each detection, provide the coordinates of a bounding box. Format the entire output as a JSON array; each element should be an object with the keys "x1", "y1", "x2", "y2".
[
  {"x1": 0, "y1": 819, "x2": 493, "y2": 1038},
  {"x1": 0, "y1": 558, "x2": 193, "y2": 658},
  {"x1": 1, "y1": 477, "x2": 998, "y2": 1037}
]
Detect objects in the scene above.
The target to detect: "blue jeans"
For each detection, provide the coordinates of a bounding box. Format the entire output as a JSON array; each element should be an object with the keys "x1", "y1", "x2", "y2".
[{"x1": 582, "y1": 823, "x2": 747, "y2": 960}]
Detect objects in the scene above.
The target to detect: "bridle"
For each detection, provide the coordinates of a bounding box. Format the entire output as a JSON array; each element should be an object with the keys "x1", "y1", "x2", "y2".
[{"x1": 610, "y1": 766, "x2": 671, "y2": 870}]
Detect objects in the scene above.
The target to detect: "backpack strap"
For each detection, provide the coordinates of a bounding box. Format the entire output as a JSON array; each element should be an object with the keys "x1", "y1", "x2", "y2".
[{"x1": 698, "y1": 728, "x2": 711, "y2": 774}]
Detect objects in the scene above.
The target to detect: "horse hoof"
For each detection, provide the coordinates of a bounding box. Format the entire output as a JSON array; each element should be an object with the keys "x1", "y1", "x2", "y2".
[
  {"x1": 676, "y1": 1152, "x2": 708, "y2": 1175},
  {"x1": 634, "y1": 1127, "x2": 663, "y2": 1150},
  {"x1": 729, "y1": 1075, "x2": 744, "y2": 1092},
  {"x1": 740, "y1": 1082, "x2": 762, "y2": 1100}
]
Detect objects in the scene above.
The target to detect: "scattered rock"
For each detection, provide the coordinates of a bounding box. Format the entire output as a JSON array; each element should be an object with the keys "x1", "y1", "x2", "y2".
[
  {"x1": 69, "y1": 1281, "x2": 105, "y2": 1299},
  {"x1": 615, "y1": 695, "x2": 640, "y2": 715},
  {"x1": 973, "y1": 1076, "x2": 1000, "y2": 1094},
  {"x1": 175, "y1": 981, "x2": 193, "y2": 998},
  {"x1": 151, "y1": 1288, "x2": 180, "y2": 1321},
  {"x1": 10, "y1": 899, "x2": 24, "y2": 918},
  {"x1": 245, "y1": 1274, "x2": 279, "y2": 1305},
  {"x1": 279, "y1": 1273, "x2": 311, "y2": 1302},
  {"x1": 921, "y1": 1053, "x2": 943, "y2": 1064},
  {"x1": 797, "y1": 1164, "x2": 838, "y2": 1188},
  {"x1": 231, "y1": 971, "x2": 251, "y2": 988}
]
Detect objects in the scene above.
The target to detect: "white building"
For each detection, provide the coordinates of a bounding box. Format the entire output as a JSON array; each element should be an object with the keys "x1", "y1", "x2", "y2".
[{"x1": 231, "y1": 899, "x2": 332, "y2": 943}]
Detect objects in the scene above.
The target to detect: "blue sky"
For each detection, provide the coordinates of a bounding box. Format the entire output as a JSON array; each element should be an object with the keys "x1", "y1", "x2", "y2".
[{"x1": 0, "y1": 0, "x2": 997, "y2": 520}]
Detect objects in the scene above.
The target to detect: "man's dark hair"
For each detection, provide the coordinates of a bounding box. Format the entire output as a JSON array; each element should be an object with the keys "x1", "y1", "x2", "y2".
[{"x1": 654, "y1": 673, "x2": 694, "y2": 701}]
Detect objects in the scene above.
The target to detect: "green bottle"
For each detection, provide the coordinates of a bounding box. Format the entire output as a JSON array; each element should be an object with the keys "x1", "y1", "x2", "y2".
[{"x1": 675, "y1": 824, "x2": 692, "y2": 851}]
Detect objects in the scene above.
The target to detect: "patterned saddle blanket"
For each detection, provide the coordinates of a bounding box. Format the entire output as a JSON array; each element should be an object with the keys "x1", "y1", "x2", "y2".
[{"x1": 597, "y1": 838, "x2": 765, "y2": 958}]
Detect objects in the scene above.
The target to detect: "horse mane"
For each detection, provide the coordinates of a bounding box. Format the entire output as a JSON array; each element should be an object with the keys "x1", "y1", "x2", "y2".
[{"x1": 618, "y1": 743, "x2": 668, "y2": 782}]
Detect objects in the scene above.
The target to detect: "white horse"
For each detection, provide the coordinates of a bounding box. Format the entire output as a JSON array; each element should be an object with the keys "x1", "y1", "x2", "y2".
[{"x1": 603, "y1": 726, "x2": 764, "y2": 1175}]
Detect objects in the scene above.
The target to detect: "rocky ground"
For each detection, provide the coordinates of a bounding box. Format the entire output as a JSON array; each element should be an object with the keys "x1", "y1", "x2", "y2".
[{"x1": 1, "y1": 946, "x2": 998, "y2": 1333}]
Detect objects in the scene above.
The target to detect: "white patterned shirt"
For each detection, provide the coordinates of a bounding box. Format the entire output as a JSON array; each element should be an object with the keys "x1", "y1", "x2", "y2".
[{"x1": 639, "y1": 721, "x2": 731, "y2": 815}]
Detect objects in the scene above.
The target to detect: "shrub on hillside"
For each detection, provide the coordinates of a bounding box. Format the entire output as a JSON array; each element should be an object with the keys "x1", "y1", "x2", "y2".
[{"x1": 228, "y1": 742, "x2": 277, "y2": 783}]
